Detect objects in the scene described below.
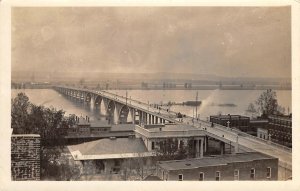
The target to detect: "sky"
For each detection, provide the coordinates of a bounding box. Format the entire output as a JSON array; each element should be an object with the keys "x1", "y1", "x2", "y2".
[{"x1": 12, "y1": 7, "x2": 291, "y2": 78}]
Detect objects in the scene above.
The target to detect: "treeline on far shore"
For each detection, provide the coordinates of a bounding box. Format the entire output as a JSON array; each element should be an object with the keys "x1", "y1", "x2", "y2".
[{"x1": 11, "y1": 83, "x2": 291, "y2": 91}]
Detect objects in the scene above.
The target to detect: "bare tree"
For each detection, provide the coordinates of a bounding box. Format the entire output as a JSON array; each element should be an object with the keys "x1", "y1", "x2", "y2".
[
  {"x1": 255, "y1": 89, "x2": 278, "y2": 116},
  {"x1": 246, "y1": 103, "x2": 257, "y2": 118}
]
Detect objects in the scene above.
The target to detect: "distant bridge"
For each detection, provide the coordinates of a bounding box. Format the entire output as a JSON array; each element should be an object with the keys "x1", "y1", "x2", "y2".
[{"x1": 53, "y1": 86, "x2": 292, "y2": 172}]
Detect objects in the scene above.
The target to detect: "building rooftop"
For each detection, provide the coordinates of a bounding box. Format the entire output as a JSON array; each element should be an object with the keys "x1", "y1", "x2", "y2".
[
  {"x1": 210, "y1": 115, "x2": 250, "y2": 120},
  {"x1": 147, "y1": 124, "x2": 198, "y2": 132},
  {"x1": 157, "y1": 152, "x2": 277, "y2": 171},
  {"x1": 111, "y1": 124, "x2": 135, "y2": 132},
  {"x1": 269, "y1": 114, "x2": 292, "y2": 121},
  {"x1": 68, "y1": 137, "x2": 152, "y2": 160},
  {"x1": 250, "y1": 119, "x2": 269, "y2": 124},
  {"x1": 11, "y1": 134, "x2": 41, "y2": 137},
  {"x1": 135, "y1": 124, "x2": 205, "y2": 138},
  {"x1": 90, "y1": 120, "x2": 110, "y2": 128}
]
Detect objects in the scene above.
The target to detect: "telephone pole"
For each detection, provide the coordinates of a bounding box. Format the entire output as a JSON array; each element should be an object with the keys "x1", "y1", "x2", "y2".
[{"x1": 195, "y1": 91, "x2": 198, "y2": 120}]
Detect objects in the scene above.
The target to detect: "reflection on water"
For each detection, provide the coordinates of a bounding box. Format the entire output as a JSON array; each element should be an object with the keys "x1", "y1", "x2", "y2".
[{"x1": 12, "y1": 89, "x2": 291, "y2": 121}]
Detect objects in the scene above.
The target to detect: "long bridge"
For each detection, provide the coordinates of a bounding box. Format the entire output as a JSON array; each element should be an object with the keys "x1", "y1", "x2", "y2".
[{"x1": 54, "y1": 86, "x2": 292, "y2": 173}]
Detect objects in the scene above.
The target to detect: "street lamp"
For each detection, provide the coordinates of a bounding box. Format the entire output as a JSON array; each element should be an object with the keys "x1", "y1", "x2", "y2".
[{"x1": 227, "y1": 121, "x2": 230, "y2": 130}]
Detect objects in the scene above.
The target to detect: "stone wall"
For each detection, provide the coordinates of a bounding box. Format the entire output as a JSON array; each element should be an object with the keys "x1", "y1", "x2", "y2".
[{"x1": 11, "y1": 134, "x2": 41, "y2": 180}]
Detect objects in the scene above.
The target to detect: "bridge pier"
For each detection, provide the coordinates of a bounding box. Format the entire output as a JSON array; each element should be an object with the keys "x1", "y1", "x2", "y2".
[
  {"x1": 134, "y1": 110, "x2": 140, "y2": 125},
  {"x1": 130, "y1": 108, "x2": 135, "y2": 124}
]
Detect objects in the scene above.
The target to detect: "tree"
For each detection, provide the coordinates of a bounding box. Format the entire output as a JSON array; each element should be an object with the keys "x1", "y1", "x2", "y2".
[
  {"x1": 11, "y1": 93, "x2": 81, "y2": 180},
  {"x1": 27, "y1": 104, "x2": 46, "y2": 134},
  {"x1": 277, "y1": 105, "x2": 286, "y2": 115},
  {"x1": 246, "y1": 103, "x2": 257, "y2": 118},
  {"x1": 40, "y1": 147, "x2": 81, "y2": 180},
  {"x1": 11, "y1": 93, "x2": 69, "y2": 145},
  {"x1": 11, "y1": 93, "x2": 30, "y2": 133},
  {"x1": 255, "y1": 89, "x2": 279, "y2": 116},
  {"x1": 155, "y1": 139, "x2": 188, "y2": 161},
  {"x1": 247, "y1": 103, "x2": 256, "y2": 113}
]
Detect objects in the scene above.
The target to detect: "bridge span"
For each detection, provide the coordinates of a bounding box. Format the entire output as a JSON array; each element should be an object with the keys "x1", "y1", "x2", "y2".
[{"x1": 53, "y1": 86, "x2": 292, "y2": 172}]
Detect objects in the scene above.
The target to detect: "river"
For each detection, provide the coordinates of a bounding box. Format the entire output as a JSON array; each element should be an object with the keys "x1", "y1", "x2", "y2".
[{"x1": 11, "y1": 89, "x2": 291, "y2": 122}]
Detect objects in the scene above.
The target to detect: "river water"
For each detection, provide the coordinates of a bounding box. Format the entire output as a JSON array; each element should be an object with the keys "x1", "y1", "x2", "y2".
[
  {"x1": 108, "y1": 89, "x2": 291, "y2": 119},
  {"x1": 11, "y1": 89, "x2": 291, "y2": 122}
]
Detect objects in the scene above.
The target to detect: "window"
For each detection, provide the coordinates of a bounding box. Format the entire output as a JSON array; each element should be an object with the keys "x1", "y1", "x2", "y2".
[
  {"x1": 151, "y1": 141, "x2": 155, "y2": 150},
  {"x1": 250, "y1": 168, "x2": 255, "y2": 180},
  {"x1": 267, "y1": 167, "x2": 271, "y2": 179},
  {"x1": 199, "y1": 172, "x2": 204, "y2": 181},
  {"x1": 179, "y1": 140, "x2": 184, "y2": 148},
  {"x1": 114, "y1": 160, "x2": 120, "y2": 167},
  {"x1": 234, "y1": 169, "x2": 239, "y2": 180},
  {"x1": 215, "y1": 171, "x2": 221, "y2": 181},
  {"x1": 178, "y1": 174, "x2": 183, "y2": 181}
]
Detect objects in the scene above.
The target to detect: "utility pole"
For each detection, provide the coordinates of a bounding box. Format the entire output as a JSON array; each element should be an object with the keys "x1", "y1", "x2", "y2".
[
  {"x1": 195, "y1": 91, "x2": 198, "y2": 121},
  {"x1": 126, "y1": 90, "x2": 128, "y2": 105},
  {"x1": 193, "y1": 106, "x2": 194, "y2": 125}
]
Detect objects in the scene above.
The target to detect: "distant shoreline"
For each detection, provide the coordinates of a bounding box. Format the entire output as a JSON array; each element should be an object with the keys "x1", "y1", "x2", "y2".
[{"x1": 11, "y1": 86, "x2": 292, "y2": 91}]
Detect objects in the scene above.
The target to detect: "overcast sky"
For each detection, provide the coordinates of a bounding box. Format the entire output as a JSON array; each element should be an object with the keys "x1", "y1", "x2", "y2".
[{"x1": 12, "y1": 7, "x2": 291, "y2": 78}]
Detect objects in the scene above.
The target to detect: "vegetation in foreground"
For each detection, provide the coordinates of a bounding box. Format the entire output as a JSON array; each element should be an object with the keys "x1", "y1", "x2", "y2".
[{"x1": 11, "y1": 92, "x2": 80, "y2": 180}]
